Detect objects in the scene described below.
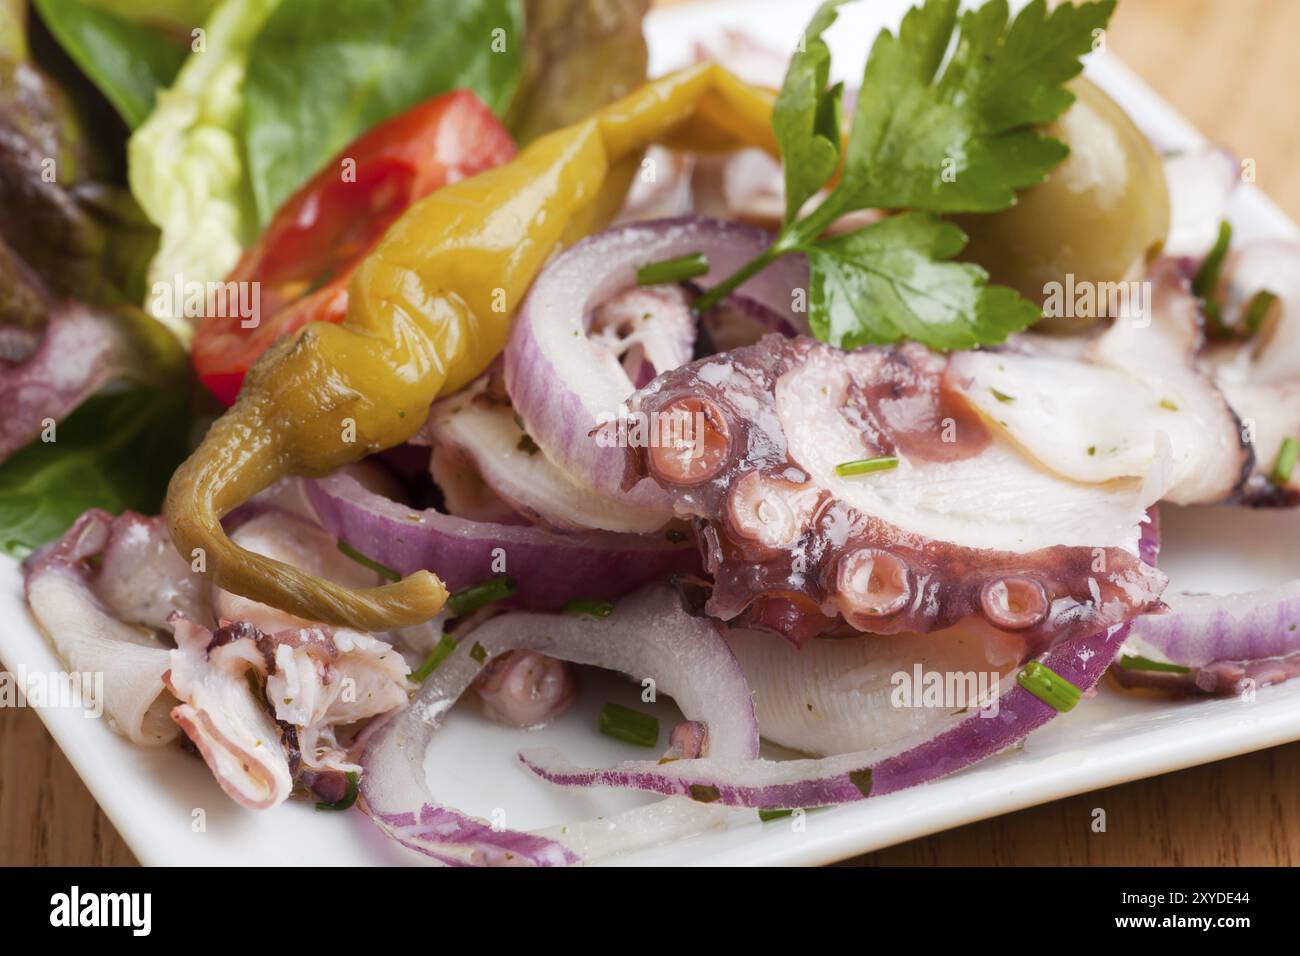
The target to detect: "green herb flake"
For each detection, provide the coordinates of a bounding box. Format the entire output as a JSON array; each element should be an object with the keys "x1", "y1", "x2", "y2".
[
  {"x1": 848, "y1": 768, "x2": 873, "y2": 798},
  {"x1": 469, "y1": 641, "x2": 488, "y2": 664},
  {"x1": 409, "y1": 634, "x2": 457, "y2": 683},
  {"x1": 835, "y1": 455, "x2": 899, "y2": 477},
  {"x1": 516, "y1": 433, "x2": 541, "y2": 455},
  {"x1": 1016, "y1": 660, "x2": 1082, "y2": 712},
  {"x1": 1243, "y1": 290, "x2": 1278, "y2": 335},
  {"x1": 636, "y1": 252, "x2": 710, "y2": 287},
  {"x1": 1159, "y1": 398, "x2": 1179, "y2": 411},
  {"x1": 758, "y1": 808, "x2": 796, "y2": 822},
  {"x1": 1193, "y1": 219, "x2": 1233, "y2": 299},
  {"x1": 599, "y1": 702, "x2": 659, "y2": 748},
  {"x1": 337, "y1": 539, "x2": 400, "y2": 582},
  {"x1": 1117, "y1": 654, "x2": 1190, "y2": 675},
  {"x1": 446, "y1": 575, "x2": 518, "y2": 617},
  {"x1": 1272, "y1": 436, "x2": 1300, "y2": 486},
  {"x1": 314, "y1": 771, "x2": 359, "y2": 812},
  {"x1": 563, "y1": 599, "x2": 615, "y2": 619},
  {"x1": 991, "y1": 388, "x2": 1016, "y2": 404}
]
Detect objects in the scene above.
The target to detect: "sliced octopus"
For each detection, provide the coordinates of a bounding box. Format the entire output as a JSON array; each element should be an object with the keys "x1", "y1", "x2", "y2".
[{"x1": 612, "y1": 333, "x2": 1168, "y2": 649}]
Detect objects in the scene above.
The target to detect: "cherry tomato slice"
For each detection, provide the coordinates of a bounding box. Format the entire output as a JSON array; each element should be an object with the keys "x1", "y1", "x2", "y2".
[{"x1": 193, "y1": 90, "x2": 517, "y2": 405}]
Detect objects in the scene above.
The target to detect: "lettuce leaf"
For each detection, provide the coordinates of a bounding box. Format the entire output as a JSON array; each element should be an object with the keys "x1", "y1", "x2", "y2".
[
  {"x1": 0, "y1": 373, "x2": 193, "y2": 557},
  {"x1": 82, "y1": 0, "x2": 220, "y2": 30},
  {"x1": 33, "y1": 0, "x2": 187, "y2": 128},
  {"x1": 242, "y1": 0, "x2": 524, "y2": 222},
  {"x1": 127, "y1": 0, "x2": 281, "y2": 344}
]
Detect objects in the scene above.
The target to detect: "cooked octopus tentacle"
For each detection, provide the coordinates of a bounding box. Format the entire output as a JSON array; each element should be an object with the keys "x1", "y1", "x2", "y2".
[{"x1": 615, "y1": 335, "x2": 1166, "y2": 648}]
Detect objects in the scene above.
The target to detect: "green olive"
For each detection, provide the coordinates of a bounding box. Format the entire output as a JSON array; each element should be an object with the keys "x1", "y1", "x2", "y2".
[{"x1": 955, "y1": 77, "x2": 1170, "y2": 332}]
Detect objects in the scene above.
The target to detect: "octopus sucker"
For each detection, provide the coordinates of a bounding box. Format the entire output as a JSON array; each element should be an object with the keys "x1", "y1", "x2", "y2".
[{"x1": 620, "y1": 334, "x2": 1167, "y2": 648}]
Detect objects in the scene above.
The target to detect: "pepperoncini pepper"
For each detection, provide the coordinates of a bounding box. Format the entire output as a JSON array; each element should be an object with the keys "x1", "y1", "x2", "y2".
[{"x1": 165, "y1": 64, "x2": 778, "y2": 631}]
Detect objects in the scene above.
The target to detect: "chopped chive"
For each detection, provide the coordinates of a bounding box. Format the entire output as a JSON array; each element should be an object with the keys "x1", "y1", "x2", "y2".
[
  {"x1": 563, "y1": 598, "x2": 615, "y2": 619},
  {"x1": 469, "y1": 641, "x2": 488, "y2": 664},
  {"x1": 689, "y1": 784, "x2": 722, "y2": 804},
  {"x1": 1271, "y1": 436, "x2": 1299, "y2": 485},
  {"x1": 337, "y1": 539, "x2": 400, "y2": 582},
  {"x1": 1192, "y1": 220, "x2": 1232, "y2": 299},
  {"x1": 848, "y1": 768, "x2": 873, "y2": 798},
  {"x1": 409, "y1": 634, "x2": 457, "y2": 682},
  {"x1": 598, "y1": 702, "x2": 659, "y2": 748},
  {"x1": 446, "y1": 575, "x2": 517, "y2": 617},
  {"x1": 1087, "y1": 445, "x2": 1097, "y2": 456},
  {"x1": 1204, "y1": 299, "x2": 1229, "y2": 338},
  {"x1": 1118, "y1": 654, "x2": 1190, "y2": 674},
  {"x1": 835, "y1": 455, "x2": 899, "y2": 477},
  {"x1": 1243, "y1": 290, "x2": 1278, "y2": 335},
  {"x1": 1016, "y1": 660, "x2": 1082, "y2": 712},
  {"x1": 314, "y1": 771, "x2": 359, "y2": 811},
  {"x1": 636, "y1": 252, "x2": 709, "y2": 287},
  {"x1": 1158, "y1": 398, "x2": 1179, "y2": 411},
  {"x1": 990, "y1": 388, "x2": 1015, "y2": 404},
  {"x1": 758, "y1": 808, "x2": 796, "y2": 822}
]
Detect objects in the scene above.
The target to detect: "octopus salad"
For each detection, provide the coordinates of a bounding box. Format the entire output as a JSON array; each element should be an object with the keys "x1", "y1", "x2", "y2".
[{"x1": 4, "y1": 0, "x2": 1300, "y2": 865}]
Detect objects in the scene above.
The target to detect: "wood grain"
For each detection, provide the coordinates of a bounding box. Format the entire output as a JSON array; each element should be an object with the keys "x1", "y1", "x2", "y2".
[{"x1": 3, "y1": 0, "x2": 1298, "y2": 867}]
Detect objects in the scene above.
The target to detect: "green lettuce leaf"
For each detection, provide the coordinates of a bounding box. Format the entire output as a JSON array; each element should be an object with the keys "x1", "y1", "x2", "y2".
[
  {"x1": 243, "y1": 0, "x2": 524, "y2": 222},
  {"x1": 0, "y1": 303, "x2": 192, "y2": 556},
  {"x1": 127, "y1": 0, "x2": 281, "y2": 344},
  {"x1": 33, "y1": 0, "x2": 187, "y2": 128},
  {"x1": 0, "y1": 380, "x2": 193, "y2": 556},
  {"x1": 82, "y1": 0, "x2": 220, "y2": 30}
]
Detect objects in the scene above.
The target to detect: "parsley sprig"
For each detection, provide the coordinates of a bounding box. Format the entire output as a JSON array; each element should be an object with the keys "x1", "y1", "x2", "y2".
[{"x1": 694, "y1": 0, "x2": 1116, "y2": 351}]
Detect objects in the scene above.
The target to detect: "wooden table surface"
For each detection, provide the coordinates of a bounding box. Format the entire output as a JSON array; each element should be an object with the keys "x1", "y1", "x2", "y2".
[{"x1": 3, "y1": 0, "x2": 1299, "y2": 867}]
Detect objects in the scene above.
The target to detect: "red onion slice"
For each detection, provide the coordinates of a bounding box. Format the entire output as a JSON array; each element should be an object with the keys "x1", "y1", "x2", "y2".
[
  {"x1": 1118, "y1": 581, "x2": 1300, "y2": 695},
  {"x1": 519, "y1": 619, "x2": 1132, "y2": 809},
  {"x1": 304, "y1": 474, "x2": 699, "y2": 612},
  {"x1": 426, "y1": 394, "x2": 668, "y2": 533},
  {"x1": 504, "y1": 217, "x2": 809, "y2": 520},
  {"x1": 359, "y1": 586, "x2": 758, "y2": 866},
  {"x1": 1127, "y1": 581, "x2": 1300, "y2": 667},
  {"x1": 1112, "y1": 649, "x2": 1300, "y2": 696},
  {"x1": 1116, "y1": 507, "x2": 1300, "y2": 695}
]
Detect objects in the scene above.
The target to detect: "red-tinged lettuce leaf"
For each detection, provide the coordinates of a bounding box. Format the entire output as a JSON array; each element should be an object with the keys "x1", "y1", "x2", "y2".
[
  {"x1": 1, "y1": 303, "x2": 179, "y2": 461},
  {"x1": 0, "y1": 386, "x2": 192, "y2": 557}
]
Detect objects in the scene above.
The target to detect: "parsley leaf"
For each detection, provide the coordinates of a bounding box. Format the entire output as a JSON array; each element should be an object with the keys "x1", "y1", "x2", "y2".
[
  {"x1": 807, "y1": 212, "x2": 1040, "y2": 349},
  {"x1": 697, "y1": 0, "x2": 1116, "y2": 354},
  {"x1": 772, "y1": 0, "x2": 847, "y2": 225},
  {"x1": 819, "y1": 0, "x2": 1111, "y2": 222}
]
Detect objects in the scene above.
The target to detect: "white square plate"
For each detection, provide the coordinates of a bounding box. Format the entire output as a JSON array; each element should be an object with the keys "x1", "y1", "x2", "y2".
[{"x1": 2, "y1": 0, "x2": 1298, "y2": 867}]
